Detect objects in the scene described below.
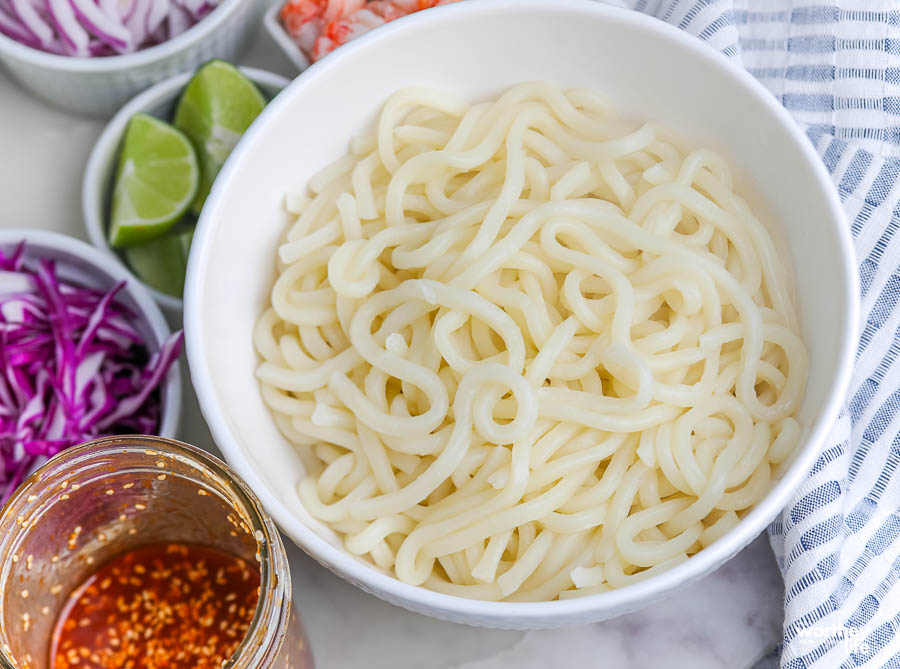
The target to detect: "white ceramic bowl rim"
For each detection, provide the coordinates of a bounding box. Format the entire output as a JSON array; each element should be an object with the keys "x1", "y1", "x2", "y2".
[
  {"x1": 0, "y1": 228, "x2": 182, "y2": 439},
  {"x1": 82, "y1": 66, "x2": 292, "y2": 312},
  {"x1": 186, "y1": 0, "x2": 859, "y2": 620},
  {"x1": 0, "y1": 0, "x2": 246, "y2": 72}
]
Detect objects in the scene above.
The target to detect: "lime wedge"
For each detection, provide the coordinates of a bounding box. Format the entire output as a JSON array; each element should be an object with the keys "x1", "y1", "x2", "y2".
[
  {"x1": 109, "y1": 113, "x2": 199, "y2": 248},
  {"x1": 124, "y1": 225, "x2": 195, "y2": 297},
  {"x1": 174, "y1": 60, "x2": 266, "y2": 215}
]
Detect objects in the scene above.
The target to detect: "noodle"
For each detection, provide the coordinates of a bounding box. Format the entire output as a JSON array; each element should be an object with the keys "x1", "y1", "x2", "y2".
[{"x1": 254, "y1": 83, "x2": 808, "y2": 601}]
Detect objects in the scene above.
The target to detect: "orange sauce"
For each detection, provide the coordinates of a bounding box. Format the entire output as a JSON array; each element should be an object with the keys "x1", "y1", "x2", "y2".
[{"x1": 50, "y1": 543, "x2": 260, "y2": 668}]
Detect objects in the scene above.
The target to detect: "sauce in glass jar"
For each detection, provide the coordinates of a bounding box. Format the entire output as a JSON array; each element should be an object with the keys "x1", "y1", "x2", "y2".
[
  {"x1": 0, "y1": 436, "x2": 313, "y2": 669},
  {"x1": 51, "y1": 543, "x2": 261, "y2": 669}
]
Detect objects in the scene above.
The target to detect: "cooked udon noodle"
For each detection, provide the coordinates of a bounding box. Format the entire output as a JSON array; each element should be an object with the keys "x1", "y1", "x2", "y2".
[{"x1": 254, "y1": 83, "x2": 807, "y2": 601}]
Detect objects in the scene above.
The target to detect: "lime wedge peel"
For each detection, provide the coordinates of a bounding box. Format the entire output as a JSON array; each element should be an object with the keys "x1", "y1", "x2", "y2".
[
  {"x1": 174, "y1": 60, "x2": 266, "y2": 215},
  {"x1": 124, "y1": 224, "x2": 195, "y2": 298},
  {"x1": 108, "y1": 113, "x2": 199, "y2": 249}
]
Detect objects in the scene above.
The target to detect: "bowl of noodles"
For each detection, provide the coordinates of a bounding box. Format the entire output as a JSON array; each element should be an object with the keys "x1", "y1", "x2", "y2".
[{"x1": 184, "y1": 0, "x2": 858, "y2": 627}]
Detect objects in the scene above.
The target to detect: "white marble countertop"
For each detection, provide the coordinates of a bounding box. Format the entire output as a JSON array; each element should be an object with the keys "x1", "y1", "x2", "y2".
[{"x1": 0, "y1": 22, "x2": 785, "y2": 669}]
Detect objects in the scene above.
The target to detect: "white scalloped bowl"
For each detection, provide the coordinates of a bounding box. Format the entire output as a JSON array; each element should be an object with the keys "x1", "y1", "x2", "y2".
[
  {"x1": 0, "y1": 0, "x2": 268, "y2": 116},
  {"x1": 184, "y1": 0, "x2": 858, "y2": 628}
]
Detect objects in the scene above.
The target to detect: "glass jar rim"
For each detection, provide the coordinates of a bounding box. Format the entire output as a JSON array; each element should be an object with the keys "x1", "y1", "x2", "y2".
[{"x1": 0, "y1": 435, "x2": 291, "y2": 669}]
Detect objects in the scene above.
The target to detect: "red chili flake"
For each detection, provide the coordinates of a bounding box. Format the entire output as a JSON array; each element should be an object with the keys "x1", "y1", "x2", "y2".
[{"x1": 50, "y1": 544, "x2": 260, "y2": 669}]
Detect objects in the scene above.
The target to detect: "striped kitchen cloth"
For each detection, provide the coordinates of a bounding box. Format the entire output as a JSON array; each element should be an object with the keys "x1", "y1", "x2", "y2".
[{"x1": 621, "y1": 0, "x2": 900, "y2": 666}]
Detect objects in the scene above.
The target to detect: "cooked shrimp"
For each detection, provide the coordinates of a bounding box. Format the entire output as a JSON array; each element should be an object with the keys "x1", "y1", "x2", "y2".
[
  {"x1": 280, "y1": 0, "x2": 365, "y2": 55},
  {"x1": 281, "y1": 0, "x2": 459, "y2": 62}
]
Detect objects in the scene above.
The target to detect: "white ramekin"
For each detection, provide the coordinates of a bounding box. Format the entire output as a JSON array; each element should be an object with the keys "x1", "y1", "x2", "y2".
[
  {"x1": 0, "y1": 0, "x2": 270, "y2": 116},
  {"x1": 185, "y1": 0, "x2": 859, "y2": 628},
  {"x1": 83, "y1": 67, "x2": 291, "y2": 313},
  {"x1": 0, "y1": 228, "x2": 181, "y2": 439},
  {"x1": 263, "y1": 3, "x2": 309, "y2": 72}
]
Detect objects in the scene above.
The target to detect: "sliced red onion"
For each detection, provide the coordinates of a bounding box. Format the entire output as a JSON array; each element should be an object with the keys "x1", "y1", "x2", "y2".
[
  {"x1": 148, "y1": 16, "x2": 164, "y2": 42},
  {"x1": 45, "y1": 36, "x2": 67, "y2": 52},
  {"x1": 144, "y1": 0, "x2": 166, "y2": 35},
  {"x1": 88, "y1": 38, "x2": 114, "y2": 55},
  {"x1": 173, "y1": 0, "x2": 213, "y2": 20},
  {"x1": 0, "y1": 5, "x2": 39, "y2": 46},
  {"x1": 1, "y1": 0, "x2": 219, "y2": 54},
  {"x1": 46, "y1": 0, "x2": 89, "y2": 56},
  {"x1": 123, "y1": 0, "x2": 148, "y2": 45},
  {"x1": 0, "y1": 0, "x2": 20, "y2": 22},
  {"x1": 172, "y1": 0, "x2": 204, "y2": 14},
  {"x1": 97, "y1": 0, "x2": 116, "y2": 19},
  {"x1": 68, "y1": 0, "x2": 131, "y2": 50},
  {"x1": 30, "y1": 0, "x2": 54, "y2": 26},
  {"x1": 121, "y1": 0, "x2": 137, "y2": 21},
  {"x1": 193, "y1": 1, "x2": 214, "y2": 18},
  {"x1": 10, "y1": 0, "x2": 53, "y2": 46},
  {"x1": 165, "y1": 0, "x2": 187, "y2": 38}
]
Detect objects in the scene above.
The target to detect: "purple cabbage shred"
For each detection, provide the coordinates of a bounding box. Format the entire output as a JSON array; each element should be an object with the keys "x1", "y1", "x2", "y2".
[{"x1": 0, "y1": 242, "x2": 182, "y2": 504}]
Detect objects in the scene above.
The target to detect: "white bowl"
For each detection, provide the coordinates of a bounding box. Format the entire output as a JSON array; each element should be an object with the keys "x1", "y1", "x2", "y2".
[
  {"x1": 0, "y1": 228, "x2": 181, "y2": 440},
  {"x1": 83, "y1": 67, "x2": 291, "y2": 313},
  {"x1": 0, "y1": 0, "x2": 269, "y2": 116},
  {"x1": 184, "y1": 0, "x2": 859, "y2": 628}
]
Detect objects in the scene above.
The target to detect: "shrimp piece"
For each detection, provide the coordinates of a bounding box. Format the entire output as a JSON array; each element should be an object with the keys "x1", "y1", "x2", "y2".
[
  {"x1": 311, "y1": 7, "x2": 385, "y2": 60},
  {"x1": 379, "y1": 0, "x2": 449, "y2": 13},
  {"x1": 323, "y1": 0, "x2": 367, "y2": 22},
  {"x1": 280, "y1": 0, "x2": 366, "y2": 57},
  {"x1": 366, "y1": 0, "x2": 457, "y2": 21},
  {"x1": 306, "y1": 0, "x2": 460, "y2": 61}
]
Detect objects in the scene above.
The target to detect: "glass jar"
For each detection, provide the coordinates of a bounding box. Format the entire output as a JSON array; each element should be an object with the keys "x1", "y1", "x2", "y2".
[{"x1": 0, "y1": 436, "x2": 313, "y2": 669}]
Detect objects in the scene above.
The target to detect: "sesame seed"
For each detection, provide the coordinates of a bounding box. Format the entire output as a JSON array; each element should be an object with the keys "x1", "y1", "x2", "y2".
[{"x1": 50, "y1": 544, "x2": 261, "y2": 668}]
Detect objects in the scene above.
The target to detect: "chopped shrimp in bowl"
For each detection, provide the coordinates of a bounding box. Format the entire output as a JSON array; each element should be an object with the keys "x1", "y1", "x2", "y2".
[{"x1": 280, "y1": 0, "x2": 460, "y2": 61}]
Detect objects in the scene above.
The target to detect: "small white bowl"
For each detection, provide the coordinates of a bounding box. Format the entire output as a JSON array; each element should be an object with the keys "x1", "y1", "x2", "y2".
[
  {"x1": 263, "y1": 3, "x2": 310, "y2": 72},
  {"x1": 0, "y1": 228, "x2": 181, "y2": 440},
  {"x1": 0, "y1": 0, "x2": 269, "y2": 116},
  {"x1": 185, "y1": 0, "x2": 859, "y2": 628},
  {"x1": 83, "y1": 67, "x2": 291, "y2": 313}
]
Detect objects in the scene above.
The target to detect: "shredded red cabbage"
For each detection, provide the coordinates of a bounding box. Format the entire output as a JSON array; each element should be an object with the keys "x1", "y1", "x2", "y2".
[
  {"x1": 0, "y1": 242, "x2": 182, "y2": 503},
  {"x1": 0, "y1": 0, "x2": 221, "y2": 57}
]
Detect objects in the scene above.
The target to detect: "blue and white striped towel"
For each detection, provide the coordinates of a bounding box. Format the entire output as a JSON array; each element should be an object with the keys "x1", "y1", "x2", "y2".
[{"x1": 619, "y1": 1, "x2": 900, "y2": 666}]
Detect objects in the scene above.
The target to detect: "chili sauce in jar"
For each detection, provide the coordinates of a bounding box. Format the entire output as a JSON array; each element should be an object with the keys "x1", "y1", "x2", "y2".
[
  {"x1": 0, "y1": 437, "x2": 312, "y2": 669},
  {"x1": 51, "y1": 543, "x2": 260, "y2": 668}
]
